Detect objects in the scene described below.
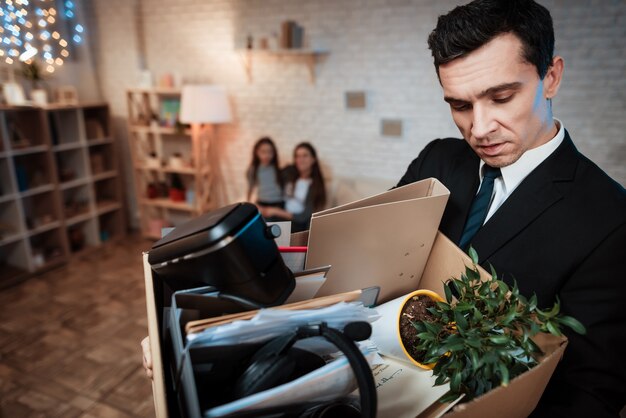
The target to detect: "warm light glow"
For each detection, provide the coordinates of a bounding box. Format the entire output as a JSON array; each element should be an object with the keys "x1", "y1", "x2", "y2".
[
  {"x1": 59, "y1": 38, "x2": 66, "y2": 47},
  {"x1": 46, "y1": 64, "x2": 53, "y2": 72},
  {"x1": 54, "y1": 56, "x2": 61, "y2": 65},
  {"x1": 60, "y1": 48, "x2": 67, "y2": 57},
  {"x1": 5, "y1": 56, "x2": 12, "y2": 63},
  {"x1": 46, "y1": 16, "x2": 54, "y2": 23},
  {"x1": 51, "y1": 30, "x2": 58, "y2": 39},
  {"x1": 18, "y1": 45, "x2": 35, "y2": 60}
]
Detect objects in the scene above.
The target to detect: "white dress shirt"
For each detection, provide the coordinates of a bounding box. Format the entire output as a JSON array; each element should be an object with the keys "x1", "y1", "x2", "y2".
[
  {"x1": 285, "y1": 178, "x2": 312, "y2": 215},
  {"x1": 480, "y1": 118, "x2": 565, "y2": 224}
]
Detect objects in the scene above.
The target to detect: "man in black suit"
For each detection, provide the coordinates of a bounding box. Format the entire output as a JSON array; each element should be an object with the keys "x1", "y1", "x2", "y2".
[{"x1": 397, "y1": 0, "x2": 626, "y2": 416}]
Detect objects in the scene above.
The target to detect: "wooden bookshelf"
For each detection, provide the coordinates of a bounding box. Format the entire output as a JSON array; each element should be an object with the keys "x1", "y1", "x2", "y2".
[{"x1": 126, "y1": 88, "x2": 215, "y2": 239}]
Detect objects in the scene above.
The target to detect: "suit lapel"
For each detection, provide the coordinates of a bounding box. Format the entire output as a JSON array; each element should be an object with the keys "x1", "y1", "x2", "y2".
[{"x1": 471, "y1": 132, "x2": 579, "y2": 263}]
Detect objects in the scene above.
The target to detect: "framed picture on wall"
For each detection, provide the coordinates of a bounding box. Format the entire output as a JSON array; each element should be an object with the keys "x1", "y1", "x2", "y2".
[{"x1": 55, "y1": 86, "x2": 79, "y2": 105}]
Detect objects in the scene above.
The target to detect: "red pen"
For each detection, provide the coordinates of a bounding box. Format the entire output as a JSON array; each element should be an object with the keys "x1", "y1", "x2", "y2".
[{"x1": 278, "y1": 246, "x2": 308, "y2": 253}]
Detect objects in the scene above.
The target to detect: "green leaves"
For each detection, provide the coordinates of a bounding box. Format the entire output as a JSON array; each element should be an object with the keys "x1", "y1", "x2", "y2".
[
  {"x1": 468, "y1": 246, "x2": 479, "y2": 265},
  {"x1": 406, "y1": 252, "x2": 586, "y2": 403},
  {"x1": 444, "y1": 281, "x2": 453, "y2": 304},
  {"x1": 558, "y1": 315, "x2": 586, "y2": 335}
]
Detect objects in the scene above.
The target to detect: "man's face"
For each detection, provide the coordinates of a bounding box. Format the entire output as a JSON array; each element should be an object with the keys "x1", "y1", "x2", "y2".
[{"x1": 439, "y1": 33, "x2": 560, "y2": 168}]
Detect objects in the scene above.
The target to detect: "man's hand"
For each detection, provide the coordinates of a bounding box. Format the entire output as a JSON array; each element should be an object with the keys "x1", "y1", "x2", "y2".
[{"x1": 141, "y1": 336, "x2": 153, "y2": 379}]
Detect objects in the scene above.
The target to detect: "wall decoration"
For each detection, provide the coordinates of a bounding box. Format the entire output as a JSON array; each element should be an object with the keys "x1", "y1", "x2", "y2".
[
  {"x1": 345, "y1": 91, "x2": 366, "y2": 109},
  {"x1": 381, "y1": 119, "x2": 403, "y2": 137},
  {"x1": 55, "y1": 85, "x2": 78, "y2": 104}
]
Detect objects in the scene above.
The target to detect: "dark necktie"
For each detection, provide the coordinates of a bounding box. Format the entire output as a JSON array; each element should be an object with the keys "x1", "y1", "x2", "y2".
[{"x1": 459, "y1": 165, "x2": 502, "y2": 250}]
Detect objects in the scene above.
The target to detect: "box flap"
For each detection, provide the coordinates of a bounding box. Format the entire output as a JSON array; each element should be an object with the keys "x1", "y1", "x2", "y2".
[
  {"x1": 143, "y1": 253, "x2": 169, "y2": 418},
  {"x1": 424, "y1": 334, "x2": 567, "y2": 418},
  {"x1": 419, "y1": 232, "x2": 491, "y2": 297},
  {"x1": 306, "y1": 178, "x2": 450, "y2": 303}
]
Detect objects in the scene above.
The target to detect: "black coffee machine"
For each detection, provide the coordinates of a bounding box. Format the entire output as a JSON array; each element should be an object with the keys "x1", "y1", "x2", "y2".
[{"x1": 148, "y1": 202, "x2": 295, "y2": 307}]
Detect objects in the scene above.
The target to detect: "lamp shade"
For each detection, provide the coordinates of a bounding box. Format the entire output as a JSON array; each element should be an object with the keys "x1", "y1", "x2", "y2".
[{"x1": 179, "y1": 85, "x2": 232, "y2": 124}]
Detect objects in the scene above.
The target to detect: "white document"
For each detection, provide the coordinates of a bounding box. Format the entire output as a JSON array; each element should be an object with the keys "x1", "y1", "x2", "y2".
[
  {"x1": 374, "y1": 356, "x2": 450, "y2": 418},
  {"x1": 281, "y1": 251, "x2": 307, "y2": 272},
  {"x1": 205, "y1": 346, "x2": 380, "y2": 417},
  {"x1": 186, "y1": 302, "x2": 380, "y2": 345},
  {"x1": 284, "y1": 266, "x2": 330, "y2": 304}
]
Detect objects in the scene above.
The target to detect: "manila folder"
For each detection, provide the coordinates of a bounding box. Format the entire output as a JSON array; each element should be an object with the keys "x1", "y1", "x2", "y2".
[{"x1": 306, "y1": 178, "x2": 450, "y2": 303}]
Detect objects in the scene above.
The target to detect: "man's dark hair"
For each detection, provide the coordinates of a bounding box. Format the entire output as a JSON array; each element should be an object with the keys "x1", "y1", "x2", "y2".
[{"x1": 427, "y1": 0, "x2": 555, "y2": 79}]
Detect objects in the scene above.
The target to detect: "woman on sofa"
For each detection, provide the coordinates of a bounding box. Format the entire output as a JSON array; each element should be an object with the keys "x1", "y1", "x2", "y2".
[{"x1": 259, "y1": 142, "x2": 326, "y2": 232}]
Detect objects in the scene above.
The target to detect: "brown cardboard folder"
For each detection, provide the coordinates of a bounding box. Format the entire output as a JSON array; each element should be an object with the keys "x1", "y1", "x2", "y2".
[{"x1": 306, "y1": 177, "x2": 450, "y2": 303}]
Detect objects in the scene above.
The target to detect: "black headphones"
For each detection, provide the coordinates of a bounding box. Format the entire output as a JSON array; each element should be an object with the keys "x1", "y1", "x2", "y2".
[{"x1": 232, "y1": 321, "x2": 377, "y2": 418}]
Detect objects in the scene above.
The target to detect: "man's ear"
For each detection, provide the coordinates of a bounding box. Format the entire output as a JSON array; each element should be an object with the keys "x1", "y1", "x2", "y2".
[{"x1": 544, "y1": 56, "x2": 564, "y2": 99}]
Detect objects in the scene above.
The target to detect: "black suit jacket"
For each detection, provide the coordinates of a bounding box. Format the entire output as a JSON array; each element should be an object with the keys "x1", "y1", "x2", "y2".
[{"x1": 397, "y1": 131, "x2": 626, "y2": 417}]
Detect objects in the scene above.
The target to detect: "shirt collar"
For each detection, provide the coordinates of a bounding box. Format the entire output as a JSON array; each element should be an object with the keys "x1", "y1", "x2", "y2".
[{"x1": 479, "y1": 118, "x2": 565, "y2": 193}]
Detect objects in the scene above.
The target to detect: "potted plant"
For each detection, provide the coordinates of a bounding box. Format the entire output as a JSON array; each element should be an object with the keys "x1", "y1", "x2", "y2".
[
  {"x1": 399, "y1": 248, "x2": 586, "y2": 403},
  {"x1": 21, "y1": 61, "x2": 48, "y2": 105}
]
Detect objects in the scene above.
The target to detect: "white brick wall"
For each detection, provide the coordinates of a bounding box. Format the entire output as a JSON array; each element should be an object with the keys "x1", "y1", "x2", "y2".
[{"x1": 81, "y1": 0, "x2": 626, "y2": 225}]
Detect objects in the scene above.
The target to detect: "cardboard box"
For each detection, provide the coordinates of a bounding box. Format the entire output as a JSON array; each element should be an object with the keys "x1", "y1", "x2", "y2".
[{"x1": 145, "y1": 178, "x2": 566, "y2": 417}]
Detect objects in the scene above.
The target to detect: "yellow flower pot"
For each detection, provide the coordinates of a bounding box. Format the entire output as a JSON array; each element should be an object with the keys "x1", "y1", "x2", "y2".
[{"x1": 397, "y1": 289, "x2": 444, "y2": 370}]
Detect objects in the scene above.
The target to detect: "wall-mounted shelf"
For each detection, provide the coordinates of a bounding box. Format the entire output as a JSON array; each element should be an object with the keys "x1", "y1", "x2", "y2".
[{"x1": 238, "y1": 49, "x2": 330, "y2": 84}]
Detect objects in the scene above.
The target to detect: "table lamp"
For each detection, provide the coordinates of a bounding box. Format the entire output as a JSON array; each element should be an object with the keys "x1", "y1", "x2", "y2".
[{"x1": 179, "y1": 85, "x2": 232, "y2": 211}]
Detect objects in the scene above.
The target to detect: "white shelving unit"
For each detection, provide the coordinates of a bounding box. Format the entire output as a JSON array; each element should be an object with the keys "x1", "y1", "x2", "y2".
[{"x1": 0, "y1": 104, "x2": 126, "y2": 288}]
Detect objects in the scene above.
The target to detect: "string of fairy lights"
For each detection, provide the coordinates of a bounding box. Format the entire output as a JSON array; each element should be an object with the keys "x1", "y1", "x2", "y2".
[{"x1": 0, "y1": 0, "x2": 83, "y2": 73}]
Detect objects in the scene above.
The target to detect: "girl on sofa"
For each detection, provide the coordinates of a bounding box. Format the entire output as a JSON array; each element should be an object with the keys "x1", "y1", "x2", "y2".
[
  {"x1": 246, "y1": 137, "x2": 285, "y2": 208},
  {"x1": 259, "y1": 142, "x2": 326, "y2": 232}
]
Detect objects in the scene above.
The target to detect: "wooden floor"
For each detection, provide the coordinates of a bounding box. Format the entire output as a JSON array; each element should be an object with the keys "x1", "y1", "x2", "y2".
[{"x1": 0, "y1": 234, "x2": 156, "y2": 418}]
